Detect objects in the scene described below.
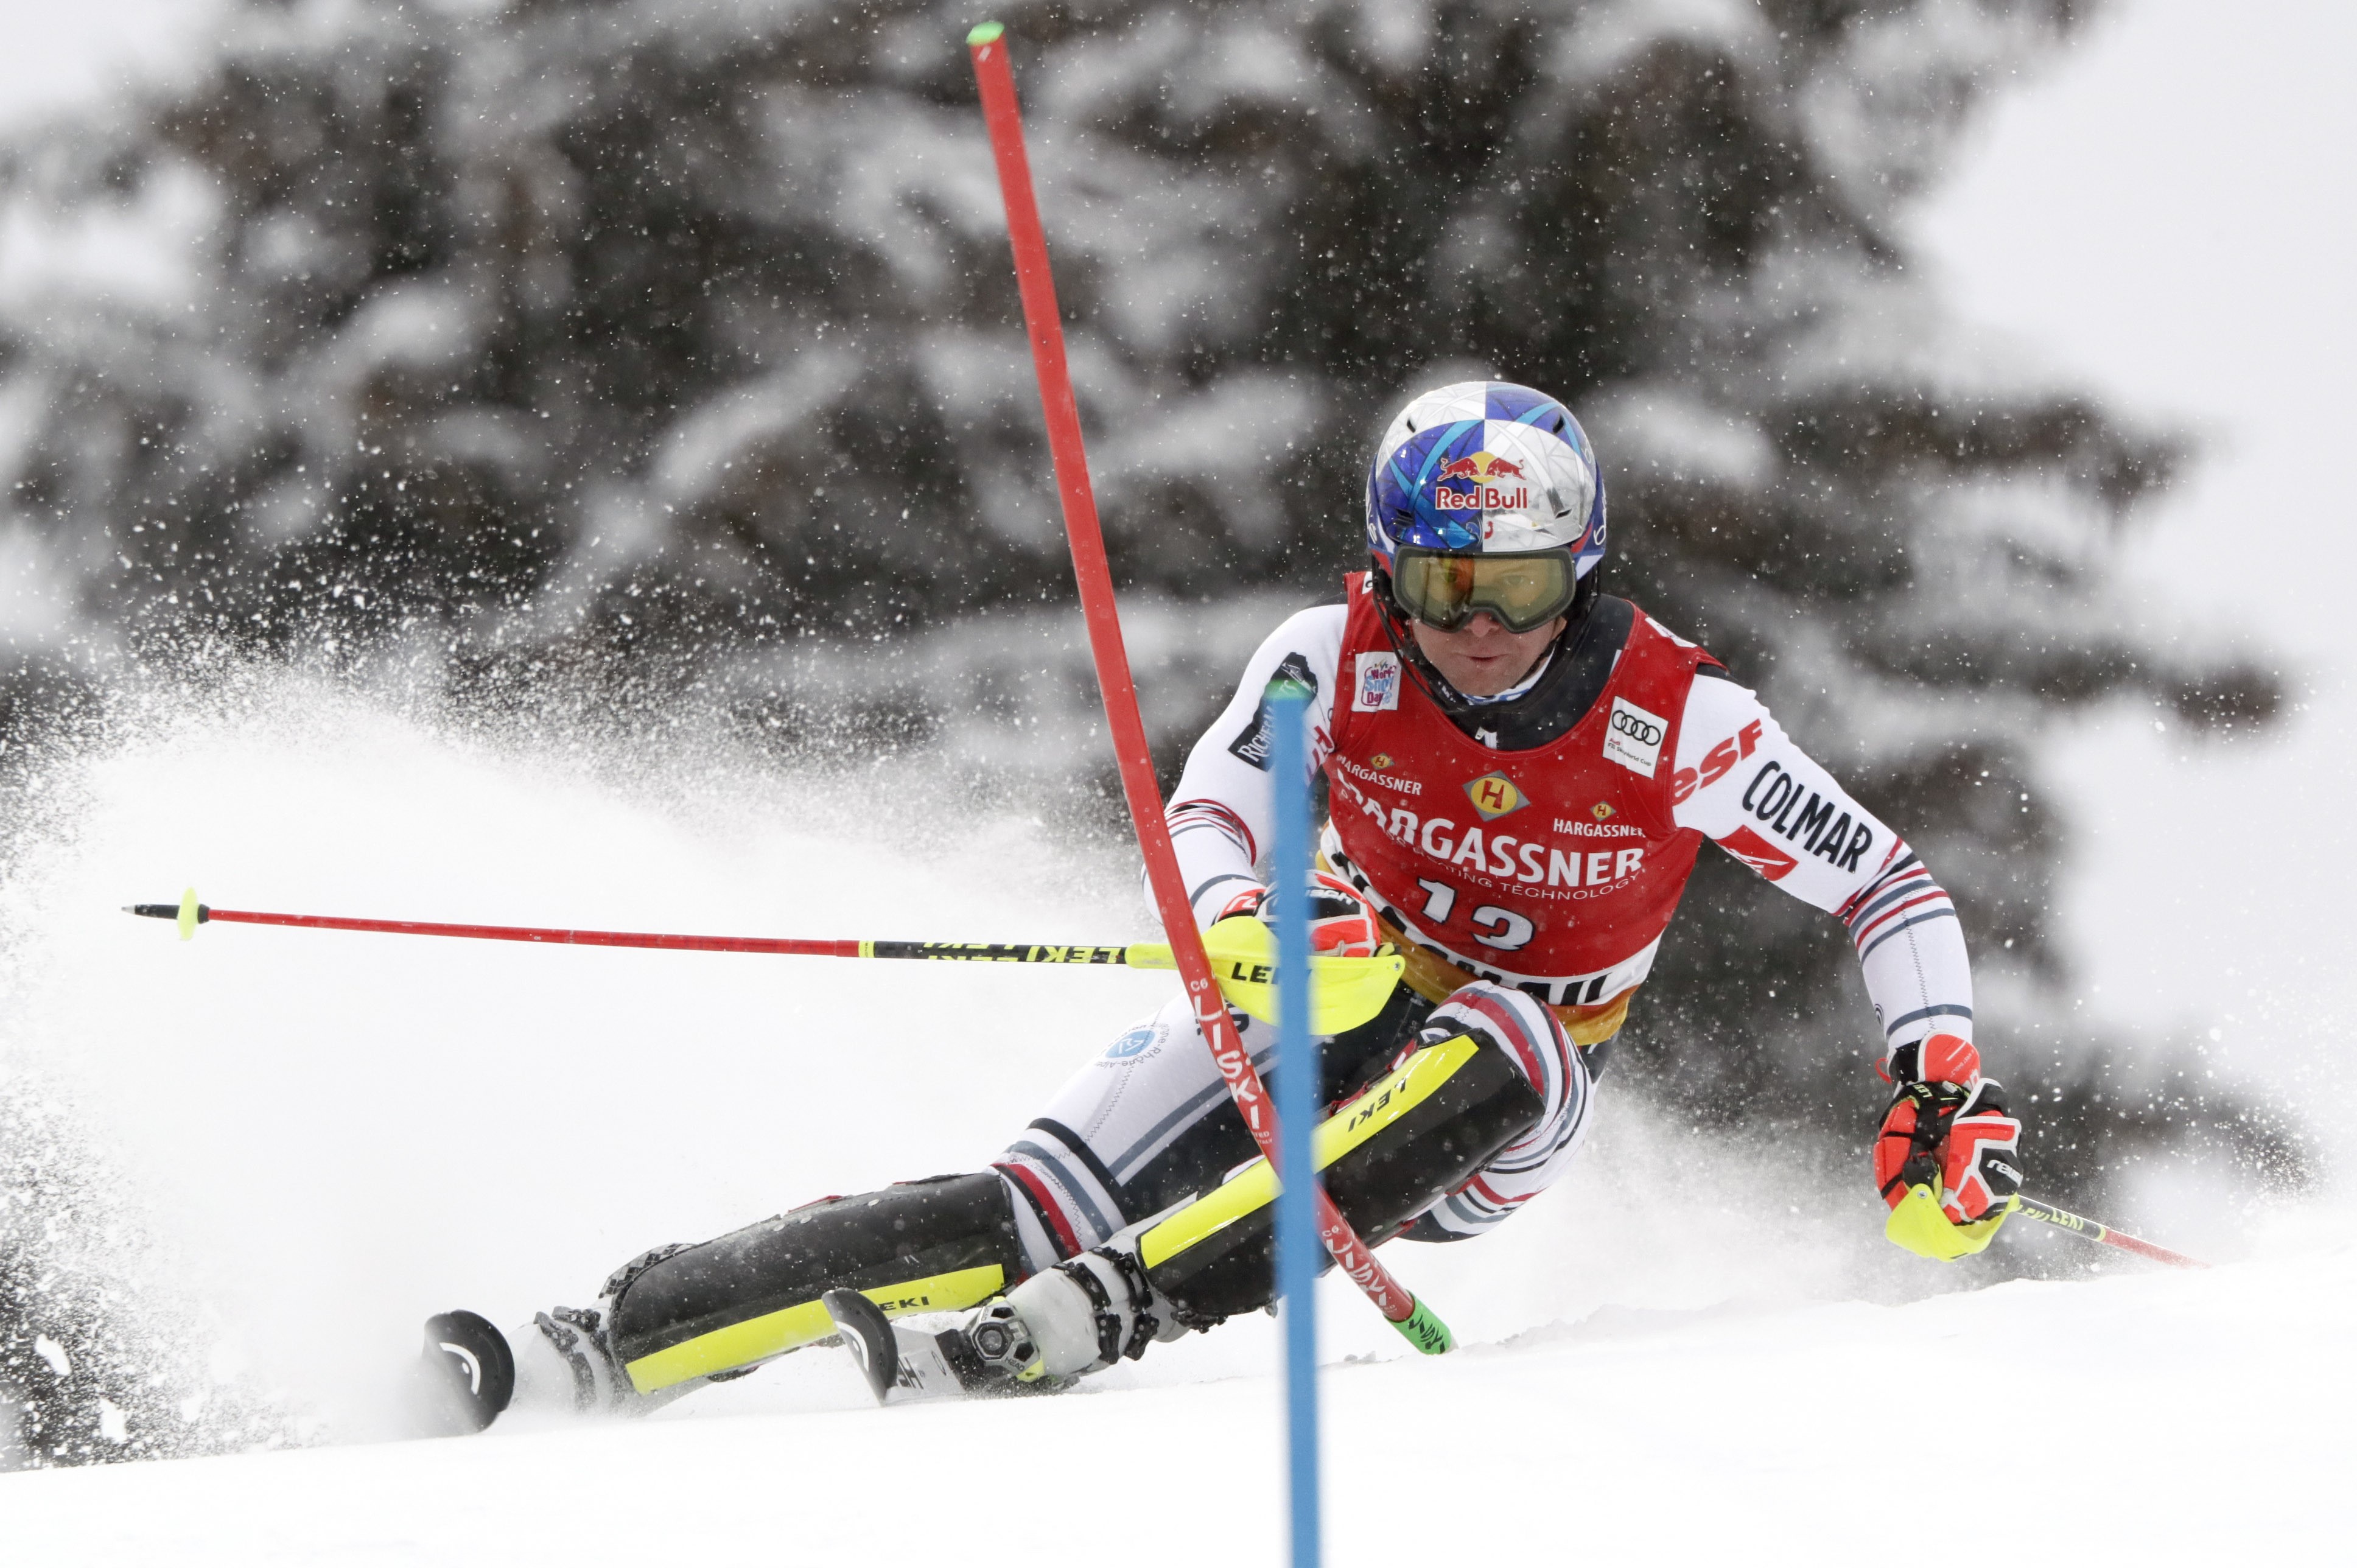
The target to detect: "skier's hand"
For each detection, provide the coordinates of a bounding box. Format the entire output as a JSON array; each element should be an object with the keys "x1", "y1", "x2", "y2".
[
  {"x1": 1938, "y1": 1083, "x2": 2024, "y2": 1222},
  {"x1": 1872, "y1": 1032, "x2": 2024, "y2": 1229},
  {"x1": 1219, "y1": 872, "x2": 1386, "y2": 957},
  {"x1": 1877, "y1": 1078, "x2": 2023, "y2": 1222}
]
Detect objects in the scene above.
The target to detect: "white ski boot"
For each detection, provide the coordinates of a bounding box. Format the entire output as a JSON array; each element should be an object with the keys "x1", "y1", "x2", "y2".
[
  {"x1": 415, "y1": 1301, "x2": 706, "y2": 1433},
  {"x1": 824, "y1": 1245, "x2": 1175, "y2": 1404},
  {"x1": 508, "y1": 1305, "x2": 683, "y2": 1418}
]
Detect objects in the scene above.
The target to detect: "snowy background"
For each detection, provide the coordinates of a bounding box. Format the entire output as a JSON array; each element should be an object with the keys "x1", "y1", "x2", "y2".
[
  {"x1": 0, "y1": 0, "x2": 2292, "y2": 1204},
  {"x1": 0, "y1": 0, "x2": 2350, "y2": 1558},
  {"x1": 1916, "y1": 0, "x2": 2356, "y2": 1152}
]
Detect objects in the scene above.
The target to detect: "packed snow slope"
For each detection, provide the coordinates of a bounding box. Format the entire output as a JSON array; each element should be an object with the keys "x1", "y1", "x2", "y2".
[
  {"x1": 5, "y1": 1236, "x2": 2350, "y2": 1564},
  {"x1": 0, "y1": 673, "x2": 2345, "y2": 1558}
]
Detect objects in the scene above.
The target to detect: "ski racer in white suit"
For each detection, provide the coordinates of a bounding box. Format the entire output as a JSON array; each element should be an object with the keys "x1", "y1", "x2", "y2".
[{"x1": 421, "y1": 381, "x2": 2026, "y2": 1429}]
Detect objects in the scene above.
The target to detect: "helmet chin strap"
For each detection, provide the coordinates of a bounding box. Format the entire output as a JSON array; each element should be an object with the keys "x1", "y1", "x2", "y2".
[{"x1": 1371, "y1": 566, "x2": 1600, "y2": 726}]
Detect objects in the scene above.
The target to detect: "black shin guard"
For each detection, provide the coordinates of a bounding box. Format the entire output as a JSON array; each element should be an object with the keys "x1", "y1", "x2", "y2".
[
  {"x1": 603, "y1": 1171, "x2": 1028, "y2": 1396},
  {"x1": 1136, "y1": 1031, "x2": 1544, "y2": 1329}
]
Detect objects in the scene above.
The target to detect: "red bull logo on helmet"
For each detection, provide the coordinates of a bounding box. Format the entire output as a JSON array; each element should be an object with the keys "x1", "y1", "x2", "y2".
[{"x1": 1432, "y1": 452, "x2": 1530, "y2": 514}]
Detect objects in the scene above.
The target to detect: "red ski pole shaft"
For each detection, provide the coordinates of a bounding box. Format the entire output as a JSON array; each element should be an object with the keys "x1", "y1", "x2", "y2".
[
  {"x1": 966, "y1": 23, "x2": 1441, "y2": 1347},
  {"x1": 2014, "y1": 1193, "x2": 2208, "y2": 1270},
  {"x1": 135, "y1": 903, "x2": 861, "y2": 956},
  {"x1": 126, "y1": 901, "x2": 1141, "y2": 965}
]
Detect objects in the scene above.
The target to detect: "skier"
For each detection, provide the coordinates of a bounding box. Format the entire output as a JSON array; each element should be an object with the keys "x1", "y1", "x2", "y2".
[{"x1": 419, "y1": 380, "x2": 2025, "y2": 1430}]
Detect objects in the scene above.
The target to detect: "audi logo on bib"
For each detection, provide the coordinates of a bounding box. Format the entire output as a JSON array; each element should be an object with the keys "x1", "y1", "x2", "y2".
[
  {"x1": 1602, "y1": 697, "x2": 1668, "y2": 776},
  {"x1": 1611, "y1": 710, "x2": 1662, "y2": 745}
]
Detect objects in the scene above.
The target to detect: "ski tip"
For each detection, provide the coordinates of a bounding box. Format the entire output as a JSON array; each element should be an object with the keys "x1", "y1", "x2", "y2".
[
  {"x1": 966, "y1": 20, "x2": 1004, "y2": 47},
  {"x1": 821, "y1": 1288, "x2": 900, "y2": 1405},
  {"x1": 414, "y1": 1309, "x2": 516, "y2": 1437}
]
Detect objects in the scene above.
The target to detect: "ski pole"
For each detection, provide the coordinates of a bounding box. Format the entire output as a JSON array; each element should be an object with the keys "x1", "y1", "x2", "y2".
[
  {"x1": 966, "y1": 23, "x2": 1448, "y2": 1353},
  {"x1": 130, "y1": 895, "x2": 1143, "y2": 961},
  {"x1": 2012, "y1": 1192, "x2": 2208, "y2": 1269},
  {"x1": 123, "y1": 893, "x2": 1407, "y2": 1035}
]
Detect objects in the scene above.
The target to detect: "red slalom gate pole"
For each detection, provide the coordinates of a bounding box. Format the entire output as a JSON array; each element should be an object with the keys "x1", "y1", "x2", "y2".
[{"x1": 965, "y1": 22, "x2": 1446, "y2": 1351}]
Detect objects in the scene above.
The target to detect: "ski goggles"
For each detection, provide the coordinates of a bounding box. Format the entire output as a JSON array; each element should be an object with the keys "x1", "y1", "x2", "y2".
[{"x1": 1387, "y1": 547, "x2": 1578, "y2": 634}]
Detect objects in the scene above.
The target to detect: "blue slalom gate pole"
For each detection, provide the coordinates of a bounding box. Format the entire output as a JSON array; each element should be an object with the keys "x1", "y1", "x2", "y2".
[{"x1": 1267, "y1": 681, "x2": 1321, "y2": 1568}]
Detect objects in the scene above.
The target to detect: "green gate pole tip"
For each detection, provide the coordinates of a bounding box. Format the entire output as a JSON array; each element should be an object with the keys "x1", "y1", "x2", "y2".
[
  {"x1": 967, "y1": 20, "x2": 1004, "y2": 46},
  {"x1": 1391, "y1": 1296, "x2": 1454, "y2": 1356},
  {"x1": 177, "y1": 887, "x2": 200, "y2": 942}
]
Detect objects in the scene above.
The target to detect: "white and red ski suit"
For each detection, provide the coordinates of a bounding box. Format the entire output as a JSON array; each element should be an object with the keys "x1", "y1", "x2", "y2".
[
  {"x1": 989, "y1": 578, "x2": 1972, "y2": 1263},
  {"x1": 562, "y1": 583, "x2": 1988, "y2": 1410}
]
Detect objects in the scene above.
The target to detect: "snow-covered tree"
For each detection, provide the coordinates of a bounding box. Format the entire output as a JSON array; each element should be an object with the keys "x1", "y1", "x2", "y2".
[{"x1": 0, "y1": 0, "x2": 2296, "y2": 1340}]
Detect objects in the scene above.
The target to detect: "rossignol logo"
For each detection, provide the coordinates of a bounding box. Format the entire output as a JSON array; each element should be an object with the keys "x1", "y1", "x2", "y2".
[
  {"x1": 1432, "y1": 452, "x2": 1530, "y2": 513},
  {"x1": 1602, "y1": 697, "x2": 1667, "y2": 776},
  {"x1": 1227, "y1": 652, "x2": 1319, "y2": 771},
  {"x1": 1462, "y1": 771, "x2": 1527, "y2": 822}
]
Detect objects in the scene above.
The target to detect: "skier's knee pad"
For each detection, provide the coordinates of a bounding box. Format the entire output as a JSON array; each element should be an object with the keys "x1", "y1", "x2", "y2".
[
  {"x1": 1425, "y1": 983, "x2": 1581, "y2": 1098},
  {"x1": 603, "y1": 1171, "x2": 1029, "y2": 1394},
  {"x1": 1134, "y1": 1027, "x2": 1545, "y2": 1329},
  {"x1": 1424, "y1": 983, "x2": 1588, "y2": 1147}
]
